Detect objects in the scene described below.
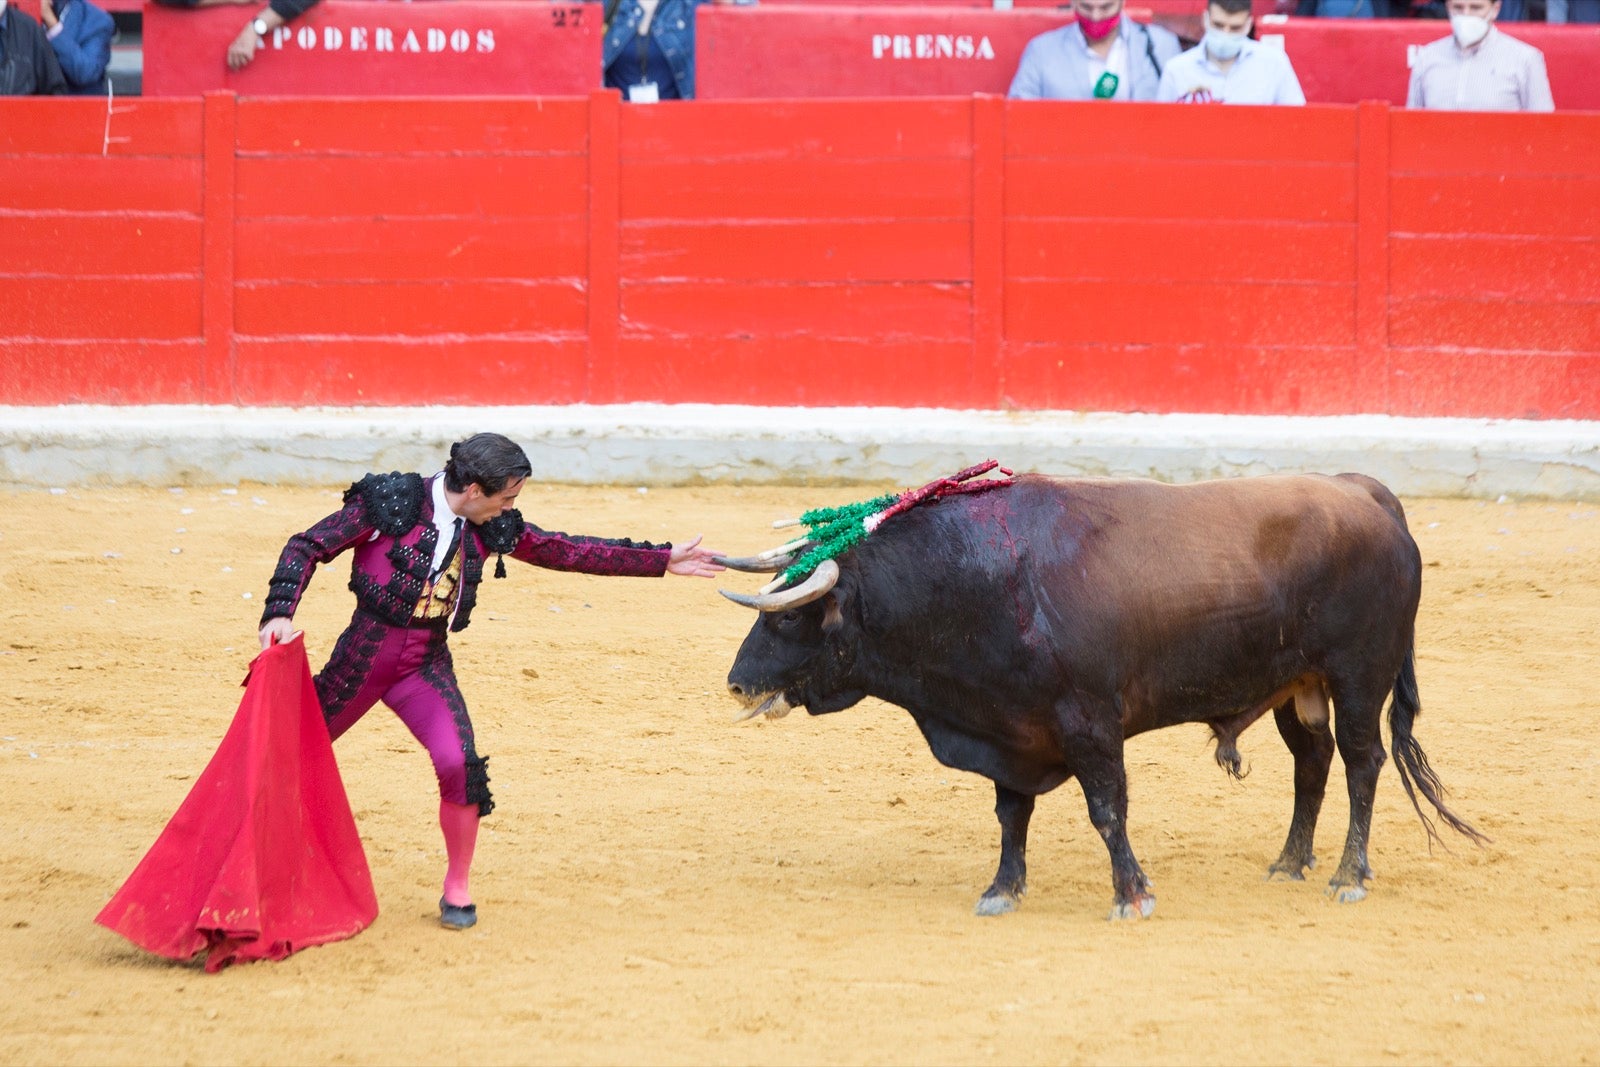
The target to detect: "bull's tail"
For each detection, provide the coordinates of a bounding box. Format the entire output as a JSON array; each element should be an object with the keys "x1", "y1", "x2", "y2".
[{"x1": 1388, "y1": 648, "x2": 1490, "y2": 847}]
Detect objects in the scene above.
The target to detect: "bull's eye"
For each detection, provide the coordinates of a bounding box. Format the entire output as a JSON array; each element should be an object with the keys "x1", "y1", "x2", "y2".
[{"x1": 778, "y1": 610, "x2": 802, "y2": 626}]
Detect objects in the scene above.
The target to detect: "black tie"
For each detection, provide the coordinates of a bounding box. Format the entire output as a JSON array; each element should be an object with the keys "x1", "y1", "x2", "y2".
[{"x1": 436, "y1": 517, "x2": 464, "y2": 578}]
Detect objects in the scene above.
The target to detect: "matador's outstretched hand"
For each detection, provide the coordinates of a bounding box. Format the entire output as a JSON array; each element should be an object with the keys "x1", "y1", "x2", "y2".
[{"x1": 667, "y1": 535, "x2": 726, "y2": 578}]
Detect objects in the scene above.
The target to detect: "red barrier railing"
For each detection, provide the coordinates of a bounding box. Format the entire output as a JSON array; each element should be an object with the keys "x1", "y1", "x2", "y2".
[{"x1": 1, "y1": 93, "x2": 1596, "y2": 419}]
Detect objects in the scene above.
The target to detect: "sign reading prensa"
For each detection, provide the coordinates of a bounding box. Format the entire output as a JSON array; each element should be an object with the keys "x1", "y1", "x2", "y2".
[
  {"x1": 143, "y1": 0, "x2": 600, "y2": 97},
  {"x1": 697, "y1": 4, "x2": 1074, "y2": 99},
  {"x1": 870, "y1": 34, "x2": 998, "y2": 61}
]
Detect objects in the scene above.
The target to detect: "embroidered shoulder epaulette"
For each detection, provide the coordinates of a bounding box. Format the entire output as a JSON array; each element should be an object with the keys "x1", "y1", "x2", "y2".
[
  {"x1": 344, "y1": 471, "x2": 425, "y2": 537},
  {"x1": 477, "y1": 509, "x2": 524, "y2": 555},
  {"x1": 476, "y1": 508, "x2": 524, "y2": 579}
]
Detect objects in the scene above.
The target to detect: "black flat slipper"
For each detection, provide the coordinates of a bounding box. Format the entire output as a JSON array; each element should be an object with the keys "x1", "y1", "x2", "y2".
[{"x1": 439, "y1": 897, "x2": 478, "y2": 930}]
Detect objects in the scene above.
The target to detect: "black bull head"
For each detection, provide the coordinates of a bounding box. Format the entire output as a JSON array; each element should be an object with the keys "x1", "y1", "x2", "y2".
[{"x1": 715, "y1": 473, "x2": 1485, "y2": 920}]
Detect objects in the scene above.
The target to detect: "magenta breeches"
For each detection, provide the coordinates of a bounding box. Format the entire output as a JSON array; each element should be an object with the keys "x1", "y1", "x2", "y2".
[{"x1": 313, "y1": 610, "x2": 493, "y2": 814}]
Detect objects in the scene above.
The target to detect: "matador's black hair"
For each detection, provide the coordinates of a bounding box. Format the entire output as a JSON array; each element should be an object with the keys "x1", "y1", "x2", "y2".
[{"x1": 443, "y1": 433, "x2": 533, "y2": 495}]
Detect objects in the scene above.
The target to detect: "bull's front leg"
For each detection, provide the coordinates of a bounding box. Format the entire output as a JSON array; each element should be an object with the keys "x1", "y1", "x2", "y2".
[
  {"x1": 975, "y1": 784, "x2": 1034, "y2": 916},
  {"x1": 1074, "y1": 731, "x2": 1155, "y2": 920}
]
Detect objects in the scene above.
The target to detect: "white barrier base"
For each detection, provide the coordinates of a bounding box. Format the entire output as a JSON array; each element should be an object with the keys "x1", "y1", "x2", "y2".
[{"x1": 3, "y1": 404, "x2": 1599, "y2": 500}]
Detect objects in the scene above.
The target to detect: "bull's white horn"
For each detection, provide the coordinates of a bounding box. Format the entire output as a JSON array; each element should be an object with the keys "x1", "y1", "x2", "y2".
[
  {"x1": 718, "y1": 559, "x2": 840, "y2": 612},
  {"x1": 711, "y1": 552, "x2": 794, "y2": 574}
]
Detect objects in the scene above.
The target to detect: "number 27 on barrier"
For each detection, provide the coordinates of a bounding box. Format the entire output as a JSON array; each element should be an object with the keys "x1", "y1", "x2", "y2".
[{"x1": 550, "y1": 5, "x2": 585, "y2": 28}]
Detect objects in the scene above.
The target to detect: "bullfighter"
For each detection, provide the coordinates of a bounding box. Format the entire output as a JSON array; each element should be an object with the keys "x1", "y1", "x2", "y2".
[{"x1": 257, "y1": 432, "x2": 724, "y2": 929}]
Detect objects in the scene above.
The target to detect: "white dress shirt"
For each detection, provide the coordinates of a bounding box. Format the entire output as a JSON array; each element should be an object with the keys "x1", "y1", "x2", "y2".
[
  {"x1": 428, "y1": 473, "x2": 465, "y2": 576},
  {"x1": 1406, "y1": 26, "x2": 1555, "y2": 112},
  {"x1": 1157, "y1": 38, "x2": 1306, "y2": 105}
]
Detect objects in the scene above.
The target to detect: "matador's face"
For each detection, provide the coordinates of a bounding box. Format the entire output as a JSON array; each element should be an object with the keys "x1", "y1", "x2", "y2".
[{"x1": 460, "y1": 477, "x2": 525, "y2": 525}]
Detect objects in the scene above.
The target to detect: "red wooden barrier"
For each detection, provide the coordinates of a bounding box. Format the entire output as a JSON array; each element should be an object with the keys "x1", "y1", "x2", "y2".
[
  {"x1": 142, "y1": 0, "x2": 601, "y2": 97},
  {"x1": 616, "y1": 97, "x2": 980, "y2": 407},
  {"x1": 1260, "y1": 16, "x2": 1600, "y2": 109},
  {"x1": 1386, "y1": 108, "x2": 1600, "y2": 416},
  {"x1": 1001, "y1": 100, "x2": 1365, "y2": 414},
  {"x1": 1, "y1": 94, "x2": 1596, "y2": 419},
  {"x1": 0, "y1": 97, "x2": 207, "y2": 404},
  {"x1": 230, "y1": 95, "x2": 594, "y2": 404}
]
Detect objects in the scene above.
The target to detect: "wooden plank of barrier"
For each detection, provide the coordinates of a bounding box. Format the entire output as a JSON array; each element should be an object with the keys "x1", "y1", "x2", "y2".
[
  {"x1": 232, "y1": 337, "x2": 593, "y2": 406},
  {"x1": 142, "y1": 0, "x2": 602, "y2": 97},
  {"x1": 1259, "y1": 16, "x2": 1600, "y2": 110}
]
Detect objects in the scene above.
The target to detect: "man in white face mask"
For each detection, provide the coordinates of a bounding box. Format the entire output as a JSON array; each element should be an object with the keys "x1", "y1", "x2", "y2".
[
  {"x1": 1156, "y1": 0, "x2": 1304, "y2": 105},
  {"x1": 1406, "y1": 0, "x2": 1553, "y2": 111}
]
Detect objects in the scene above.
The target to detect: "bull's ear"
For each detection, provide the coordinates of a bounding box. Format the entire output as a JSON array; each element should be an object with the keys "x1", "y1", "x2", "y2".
[{"x1": 821, "y1": 583, "x2": 851, "y2": 632}]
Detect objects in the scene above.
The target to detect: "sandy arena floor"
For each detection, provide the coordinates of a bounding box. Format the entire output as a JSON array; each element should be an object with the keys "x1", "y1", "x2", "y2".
[{"x1": 2, "y1": 480, "x2": 1597, "y2": 1066}]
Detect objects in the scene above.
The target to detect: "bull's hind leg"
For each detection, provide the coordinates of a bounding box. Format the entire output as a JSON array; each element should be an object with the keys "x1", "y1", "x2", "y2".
[
  {"x1": 975, "y1": 785, "x2": 1034, "y2": 916},
  {"x1": 1328, "y1": 679, "x2": 1389, "y2": 903},
  {"x1": 1267, "y1": 698, "x2": 1335, "y2": 881}
]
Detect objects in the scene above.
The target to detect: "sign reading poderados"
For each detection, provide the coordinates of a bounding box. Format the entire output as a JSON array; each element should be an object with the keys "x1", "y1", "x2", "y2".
[{"x1": 143, "y1": 0, "x2": 601, "y2": 97}]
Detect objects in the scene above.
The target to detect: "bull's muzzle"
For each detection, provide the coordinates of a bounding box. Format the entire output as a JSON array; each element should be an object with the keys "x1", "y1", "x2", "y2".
[{"x1": 726, "y1": 684, "x2": 793, "y2": 722}]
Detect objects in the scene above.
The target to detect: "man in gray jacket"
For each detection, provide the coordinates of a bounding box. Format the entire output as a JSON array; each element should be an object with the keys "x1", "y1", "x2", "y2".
[{"x1": 1008, "y1": 0, "x2": 1182, "y2": 102}]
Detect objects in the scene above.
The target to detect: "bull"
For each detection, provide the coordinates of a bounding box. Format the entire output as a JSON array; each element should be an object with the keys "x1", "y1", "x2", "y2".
[{"x1": 719, "y1": 472, "x2": 1485, "y2": 919}]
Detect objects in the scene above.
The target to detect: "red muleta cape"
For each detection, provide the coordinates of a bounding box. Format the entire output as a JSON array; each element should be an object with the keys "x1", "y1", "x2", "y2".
[{"x1": 96, "y1": 634, "x2": 378, "y2": 971}]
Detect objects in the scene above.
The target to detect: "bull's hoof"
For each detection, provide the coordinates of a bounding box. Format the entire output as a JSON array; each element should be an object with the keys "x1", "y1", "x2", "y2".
[
  {"x1": 1267, "y1": 861, "x2": 1310, "y2": 882},
  {"x1": 1267, "y1": 852, "x2": 1317, "y2": 881},
  {"x1": 1108, "y1": 894, "x2": 1156, "y2": 921},
  {"x1": 975, "y1": 892, "x2": 1020, "y2": 917},
  {"x1": 1327, "y1": 883, "x2": 1368, "y2": 904}
]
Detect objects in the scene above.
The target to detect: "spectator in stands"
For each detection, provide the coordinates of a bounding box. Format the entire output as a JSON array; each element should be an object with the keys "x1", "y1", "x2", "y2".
[
  {"x1": 1008, "y1": 0, "x2": 1183, "y2": 101},
  {"x1": 1158, "y1": 0, "x2": 1305, "y2": 104},
  {"x1": 151, "y1": 0, "x2": 312, "y2": 72},
  {"x1": 1295, "y1": 0, "x2": 1393, "y2": 17},
  {"x1": 40, "y1": 0, "x2": 112, "y2": 95},
  {"x1": 603, "y1": 0, "x2": 751, "y2": 102},
  {"x1": 1546, "y1": 0, "x2": 1599, "y2": 22},
  {"x1": 0, "y1": 0, "x2": 67, "y2": 94},
  {"x1": 1407, "y1": 0, "x2": 1553, "y2": 110}
]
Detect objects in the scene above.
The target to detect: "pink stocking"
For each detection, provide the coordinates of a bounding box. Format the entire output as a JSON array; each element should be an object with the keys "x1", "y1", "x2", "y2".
[{"x1": 439, "y1": 800, "x2": 479, "y2": 907}]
